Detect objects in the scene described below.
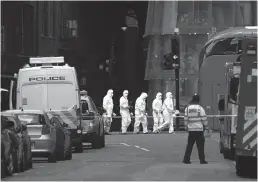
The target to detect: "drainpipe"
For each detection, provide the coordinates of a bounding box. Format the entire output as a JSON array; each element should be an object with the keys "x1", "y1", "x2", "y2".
[{"x1": 35, "y1": 1, "x2": 39, "y2": 56}]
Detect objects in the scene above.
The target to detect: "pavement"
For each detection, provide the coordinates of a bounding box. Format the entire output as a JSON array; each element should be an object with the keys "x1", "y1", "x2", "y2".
[{"x1": 3, "y1": 131, "x2": 257, "y2": 181}]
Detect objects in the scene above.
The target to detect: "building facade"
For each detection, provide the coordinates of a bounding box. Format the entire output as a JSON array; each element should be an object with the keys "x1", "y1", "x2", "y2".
[
  {"x1": 1, "y1": 1, "x2": 77, "y2": 91},
  {"x1": 144, "y1": 1, "x2": 257, "y2": 111}
]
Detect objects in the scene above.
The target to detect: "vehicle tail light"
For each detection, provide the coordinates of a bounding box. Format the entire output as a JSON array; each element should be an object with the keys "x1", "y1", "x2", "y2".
[{"x1": 41, "y1": 125, "x2": 50, "y2": 134}]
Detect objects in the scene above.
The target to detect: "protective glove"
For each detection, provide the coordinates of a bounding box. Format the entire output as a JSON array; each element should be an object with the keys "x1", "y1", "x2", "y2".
[{"x1": 174, "y1": 110, "x2": 180, "y2": 115}]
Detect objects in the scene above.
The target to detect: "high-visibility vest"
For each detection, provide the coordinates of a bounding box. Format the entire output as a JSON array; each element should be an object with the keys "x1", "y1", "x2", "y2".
[{"x1": 185, "y1": 104, "x2": 206, "y2": 131}]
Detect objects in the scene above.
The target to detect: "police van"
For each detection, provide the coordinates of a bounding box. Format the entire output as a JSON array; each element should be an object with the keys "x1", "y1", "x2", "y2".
[{"x1": 10, "y1": 57, "x2": 84, "y2": 153}]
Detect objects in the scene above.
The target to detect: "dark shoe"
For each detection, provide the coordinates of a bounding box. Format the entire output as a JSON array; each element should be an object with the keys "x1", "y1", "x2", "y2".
[
  {"x1": 105, "y1": 132, "x2": 110, "y2": 135},
  {"x1": 183, "y1": 161, "x2": 191, "y2": 164},
  {"x1": 200, "y1": 161, "x2": 208, "y2": 164}
]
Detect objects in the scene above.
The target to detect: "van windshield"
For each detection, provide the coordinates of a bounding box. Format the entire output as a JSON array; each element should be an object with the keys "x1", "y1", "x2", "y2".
[
  {"x1": 21, "y1": 84, "x2": 48, "y2": 110},
  {"x1": 21, "y1": 83, "x2": 76, "y2": 110},
  {"x1": 47, "y1": 83, "x2": 76, "y2": 110}
]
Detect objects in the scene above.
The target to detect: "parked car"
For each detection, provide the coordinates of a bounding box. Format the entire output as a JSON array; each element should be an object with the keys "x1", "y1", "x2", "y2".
[
  {"x1": 5, "y1": 110, "x2": 58, "y2": 163},
  {"x1": 1, "y1": 116, "x2": 18, "y2": 177},
  {"x1": 2, "y1": 111, "x2": 33, "y2": 170},
  {"x1": 80, "y1": 96, "x2": 105, "y2": 149},
  {"x1": 1, "y1": 88, "x2": 9, "y2": 112},
  {"x1": 1, "y1": 114, "x2": 24, "y2": 174},
  {"x1": 47, "y1": 113, "x2": 72, "y2": 160}
]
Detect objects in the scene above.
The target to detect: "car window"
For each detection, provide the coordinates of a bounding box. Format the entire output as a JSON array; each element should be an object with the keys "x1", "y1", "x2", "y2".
[
  {"x1": 81, "y1": 100, "x2": 89, "y2": 114},
  {"x1": 17, "y1": 114, "x2": 46, "y2": 125},
  {"x1": 87, "y1": 97, "x2": 98, "y2": 112}
]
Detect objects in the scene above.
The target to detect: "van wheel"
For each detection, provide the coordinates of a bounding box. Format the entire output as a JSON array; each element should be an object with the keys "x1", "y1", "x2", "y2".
[
  {"x1": 223, "y1": 148, "x2": 230, "y2": 159},
  {"x1": 20, "y1": 151, "x2": 26, "y2": 172},
  {"x1": 66, "y1": 143, "x2": 72, "y2": 160},
  {"x1": 92, "y1": 128, "x2": 101, "y2": 149},
  {"x1": 219, "y1": 141, "x2": 223, "y2": 153},
  {"x1": 57, "y1": 141, "x2": 65, "y2": 161},
  {"x1": 74, "y1": 143, "x2": 83, "y2": 153},
  {"x1": 48, "y1": 149, "x2": 57, "y2": 163},
  {"x1": 101, "y1": 130, "x2": 105, "y2": 148},
  {"x1": 28, "y1": 155, "x2": 33, "y2": 169}
]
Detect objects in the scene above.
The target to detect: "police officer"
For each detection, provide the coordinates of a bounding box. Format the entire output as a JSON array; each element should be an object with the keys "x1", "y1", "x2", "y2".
[{"x1": 183, "y1": 94, "x2": 208, "y2": 164}]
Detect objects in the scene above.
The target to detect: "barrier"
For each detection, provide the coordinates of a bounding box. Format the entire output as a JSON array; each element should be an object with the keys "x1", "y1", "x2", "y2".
[{"x1": 79, "y1": 115, "x2": 238, "y2": 119}]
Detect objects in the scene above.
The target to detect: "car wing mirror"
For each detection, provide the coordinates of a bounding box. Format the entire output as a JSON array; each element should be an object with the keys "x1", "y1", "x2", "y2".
[{"x1": 62, "y1": 123, "x2": 68, "y2": 127}]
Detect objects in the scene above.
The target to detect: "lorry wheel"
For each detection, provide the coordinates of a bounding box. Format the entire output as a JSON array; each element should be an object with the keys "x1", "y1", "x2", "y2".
[
  {"x1": 236, "y1": 155, "x2": 246, "y2": 176},
  {"x1": 74, "y1": 143, "x2": 83, "y2": 153}
]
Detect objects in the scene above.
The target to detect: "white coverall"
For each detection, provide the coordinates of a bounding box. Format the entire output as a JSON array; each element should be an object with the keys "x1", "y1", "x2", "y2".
[
  {"x1": 103, "y1": 89, "x2": 114, "y2": 133},
  {"x1": 134, "y1": 93, "x2": 148, "y2": 134},
  {"x1": 155, "y1": 92, "x2": 175, "y2": 133},
  {"x1": 152, "y1": 92, "x2": 163, "y2": 132},
  {"x1": 120, "y1": 90, "x2": 131, "y2": 134}
]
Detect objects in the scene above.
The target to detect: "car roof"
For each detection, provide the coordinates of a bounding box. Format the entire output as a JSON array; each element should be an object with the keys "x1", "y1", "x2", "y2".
[
  {"x1": 1, "y1": 112, "x2": 15, "y2": 117},
  {"x1": 3, "y1": 109, "x2": 46, "y2": 115}
]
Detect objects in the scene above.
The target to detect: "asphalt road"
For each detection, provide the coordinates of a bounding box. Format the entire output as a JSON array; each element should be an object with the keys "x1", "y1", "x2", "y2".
[{"x1": 3, "y1": 132, "x2": 257, "y2": 181}]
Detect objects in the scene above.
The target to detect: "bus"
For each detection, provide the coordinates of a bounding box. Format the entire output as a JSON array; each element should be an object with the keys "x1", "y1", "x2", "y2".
[{"x1": 198, "y1": 26, "x2": 257, "y2": 159}]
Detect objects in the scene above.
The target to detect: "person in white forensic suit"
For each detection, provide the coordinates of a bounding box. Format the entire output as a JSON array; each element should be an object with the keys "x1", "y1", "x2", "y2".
[
  {"x1": 103, "y1": 89, "x2": 115, "y2": 134},
  {"x1": 134, "y1": 92, "x2": 148, "y2": 134},
  {"x1": 152, "y1": 92, "x2": 163, "y2": 133},
  {"x1": 120, "y1": 90, "x2": 131, "y2": 134},
  {"x1": 153, "y1": 92, "x2": 177, "y2": 134}
]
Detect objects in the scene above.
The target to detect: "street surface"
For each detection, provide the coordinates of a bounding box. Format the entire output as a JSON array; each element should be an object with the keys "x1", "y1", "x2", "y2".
[{"x1": 3, "y1": 132, "x2": 256, "y2": 181}]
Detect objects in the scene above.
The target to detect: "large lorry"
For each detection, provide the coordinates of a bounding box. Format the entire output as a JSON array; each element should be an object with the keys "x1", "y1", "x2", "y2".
[
  {"x1": 234, "y1": 38, "x2": 257, "y2": 177},
  {"x1": 217, "y1": 59, "x2": 241, "y2": 160},
  {"x1": 198, "y1": 27, "x2": 257, "y2": 132},
  {"x1": 198, "y1": 27, "x2": 257, "y2": 159},
  {"x1": 9, "y1": 57, "x2": 84, "y2": 153}
]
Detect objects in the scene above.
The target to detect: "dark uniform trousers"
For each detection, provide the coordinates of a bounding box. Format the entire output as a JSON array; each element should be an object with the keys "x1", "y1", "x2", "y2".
[{"x1": 183, "y1": 131, "x2": 205, "y2": 162}]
